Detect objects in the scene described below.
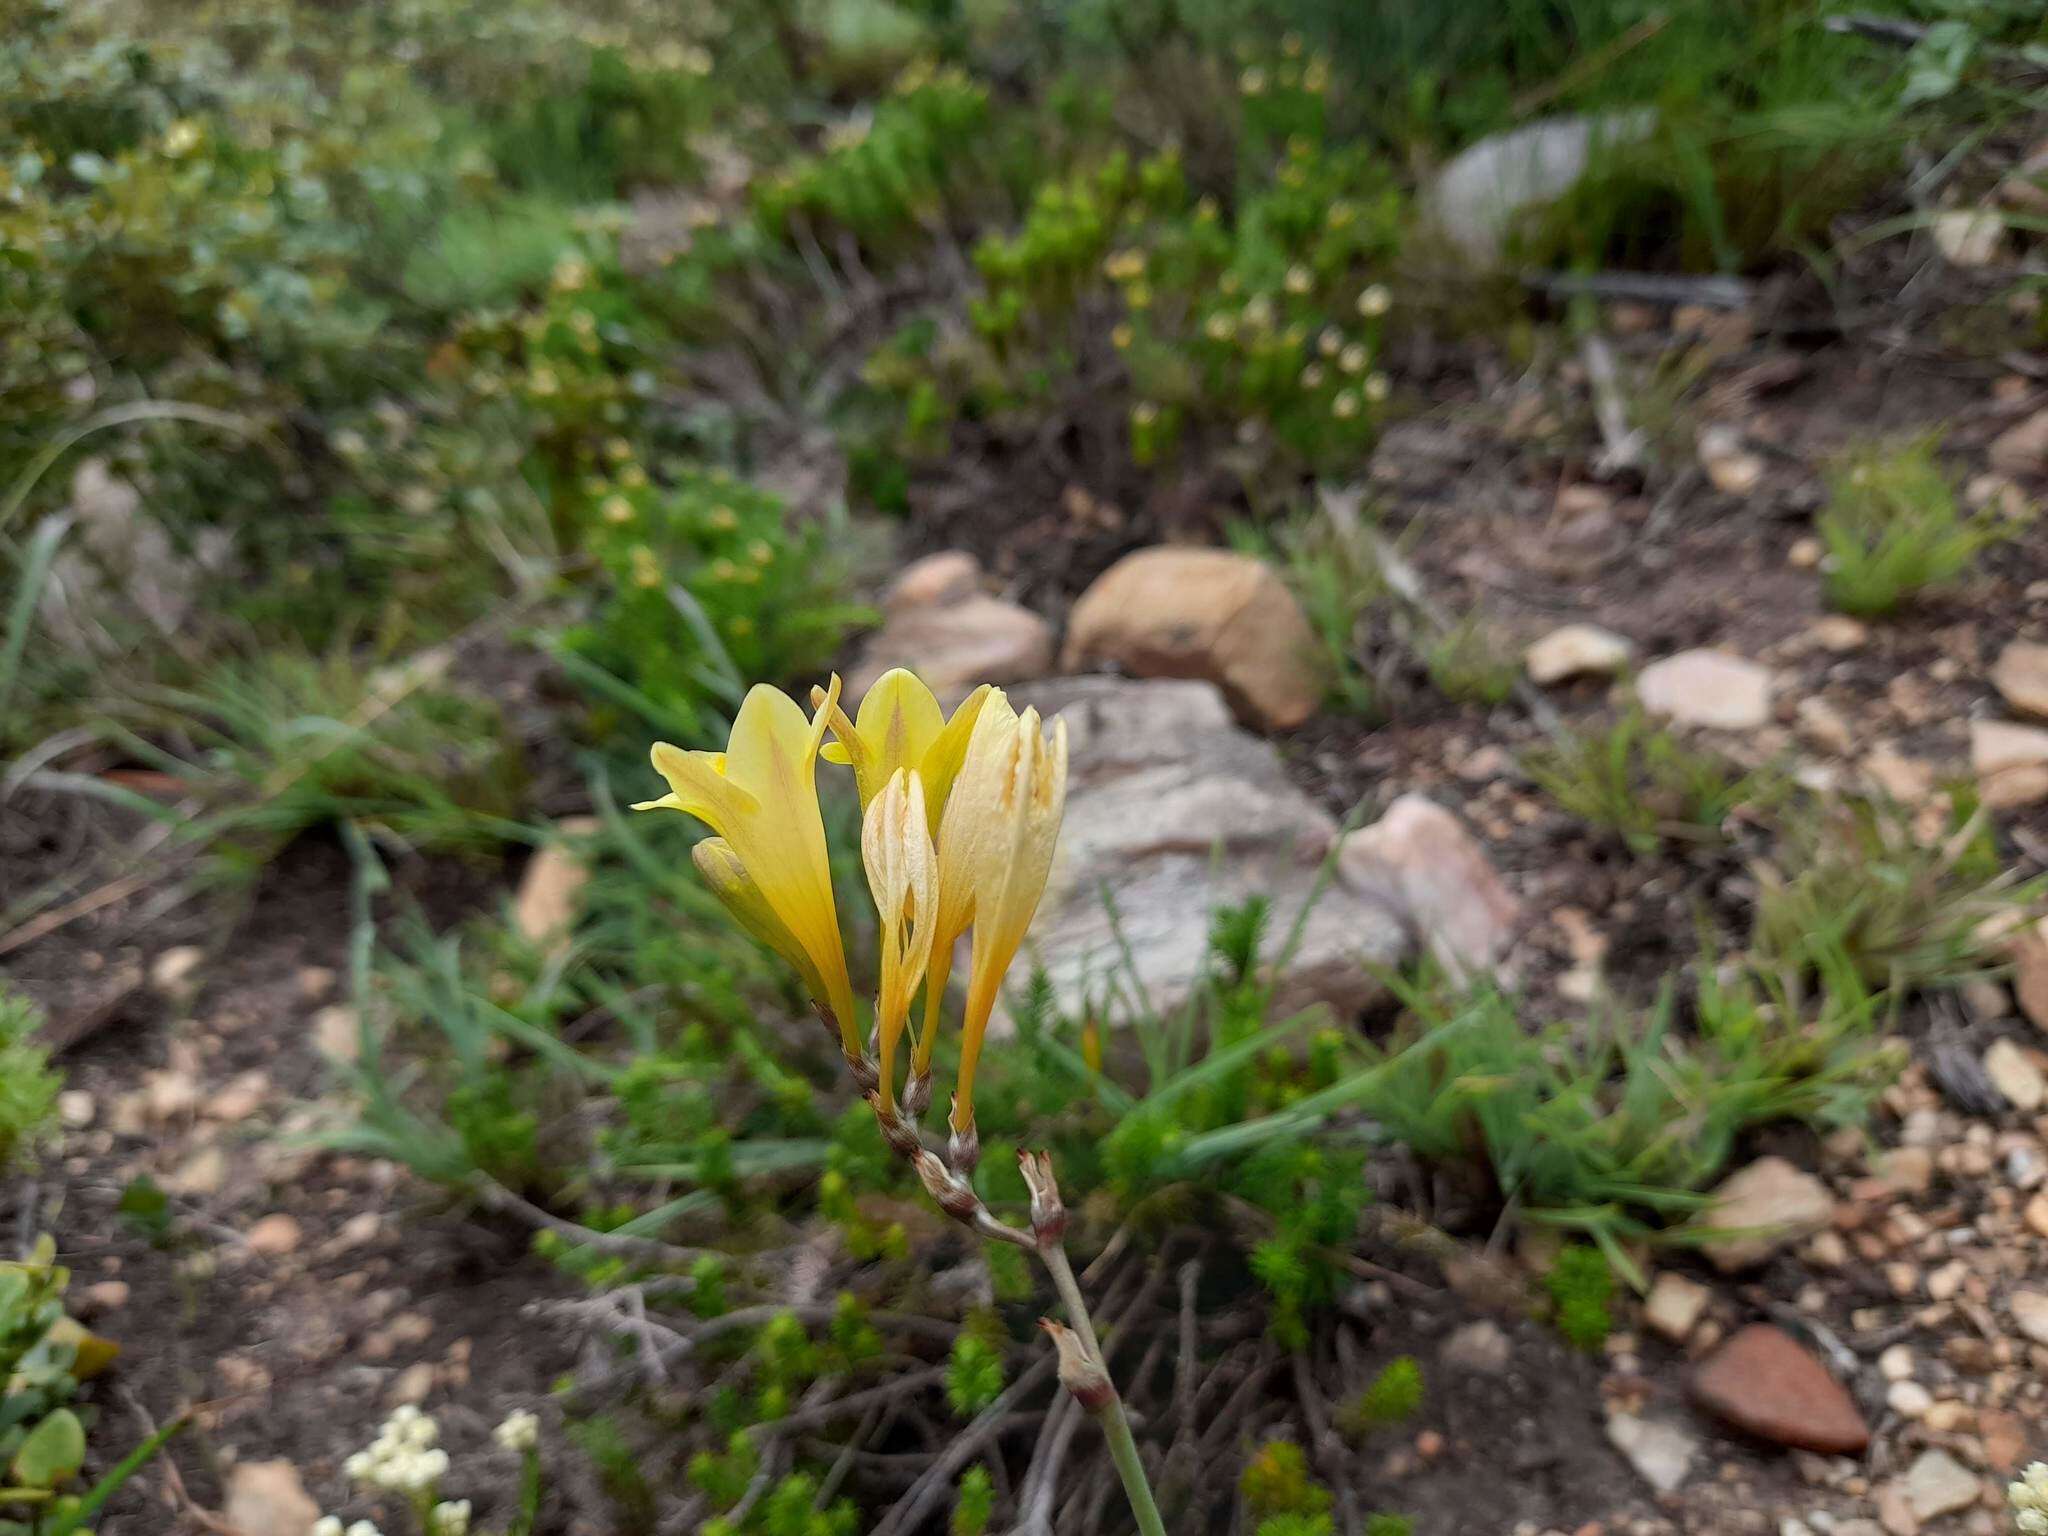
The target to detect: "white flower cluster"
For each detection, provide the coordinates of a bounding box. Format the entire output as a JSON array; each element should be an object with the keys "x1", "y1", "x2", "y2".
[
  {"x1": 342, "y1": 1405, "x2": 450, "y2": 1494},
  {"x1": 2012, "y1": 1462, "x2": 2048, "y2": 1533},
  {"x1": 431, "y1": 1498, "x2": 472, "y2": 1535},
  {"x1": 493, "y1": 1408, "x2": 540, "y2": 1454},
  {"x1": 311, "y1": 1520, "x2": 381, "y2": 1536}
]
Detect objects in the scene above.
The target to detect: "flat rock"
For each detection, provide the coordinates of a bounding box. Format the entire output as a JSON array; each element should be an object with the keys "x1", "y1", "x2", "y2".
[
  {"x1": 850, "y1": 592, "x2": 1054, "y2": 705},
  {"x1": 1990, "y1": 409, "x2": 2048, "y2": 477},
  {"x1": 246, "y1": 1214, "x2": 303, "y2": 1257},
  {"x1": 1637, "y1": 649, "x2": 1772, "y2": 731},
  {"x1": 1061, "y1": 548, "x2": 1323, "y2": 731},
  {"x1": 1690, "y1": 1324, "x2": 1870, "y2": 1454},
  {"x1": 1337, "y1": 794, "x2": 1521, "y2": 984},
  {"x1": 1903, "y1": 1449, "x2": 1980, "y2": 1521},
  {"x1": 2016, "y1": 919, "x2": 2048, "y2": 1033},
  {"x1": 1643, "y1": 1272, "x2": 1712, "y2": 1344},
  {"x1": 512, "y1": 817, "x2": 600, "y2": 955},
  {"x1": 1695, "y1": 1155, "x2": 1832, "y2": 1272},
  {"x1": 1427, "y1": 110, "x2": 1657, "y2": 265},
  {"x1": 1984, "y1": 1038, "x2": 2045, "y2": 1112},
  {"x1": 1992, "y1": 640, "x2": 2048, "y2": 719},
  {"x1": 223, "y1": 1460, "x2": 321, "y2": 1536},
  {"x1": 1004, "y1": 678, "x2": 1407, "y2": 1028},
  {"x1": 1525, "y1": 623, "x2": 1633, "y2": 685},
  {"x1": 1439, "y1": 1319, "x2": 1511, "y2": 1375},
  {"x1": 2009, "y1": 1289, "x2": 2048, "y2": 1347},
  {"x1": 1971, "y1": 718, "x2": 2048, "y2": 809},
  {"x1": 1606, "y1": 1411, "x2": 1696, "y2": 1494}
]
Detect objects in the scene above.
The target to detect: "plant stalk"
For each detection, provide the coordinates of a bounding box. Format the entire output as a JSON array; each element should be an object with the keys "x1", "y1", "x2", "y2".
[{"x1": 1039, "y1": 1243, "x2": 1167, "y2": 1536}]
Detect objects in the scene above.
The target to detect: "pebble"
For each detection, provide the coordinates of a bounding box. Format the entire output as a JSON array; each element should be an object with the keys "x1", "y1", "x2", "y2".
[
  {"x1": 1643, "y1": 1272, "x2": 1712, "y2": 1344},
  {"x1": 1878, "y1": 1344, "x2": 1915, "y2": 1382},
  {"x1": 1984, "y1": 1039, "x2": 2045, "y2": 1112},
  {"x1": 149, "y1": 945, "x2": 205, "y2": 996},
  {"x1": 1696, "y1": 1156, "x2": 1833, "y2": 1271},
  {"x1": 311, "y1": 1003, "x2": 360, "y2": 1063},
  {"x1": 1971, "y1": 718, "x2": 2048, "y2": 810},
  {"x1": 1689, "y1": 1325, "x2": 1870, "y2": 1453},
  {"x1": 1606, "y1": 1412, "x2": 1697, "y2": 1493},
  {"x1": 222, "y1": 1462, "x2": 321, "y2": 1536},
  {"x1": 1440, "y1": 1319, "x2": 1512, "y2": 1375},
  {"x1": 1992, "y1": 640, "x2": 2048, "y2": 720},
  {"x1": 1637, "y1": 649, "x2": 1774, "y2": 732},
  {"x1": 57, "y1": 1090, "x2": 95, "y2": 1128},
  {"x1": 388, "y1": 1361, "x2": 438, "y2": 1405},
  {"x1": 2009, "y1": 1290, "x2": 2048, "y2": 1346},
  {"x1": 1903, "y1": 1449, "x2": 1980, "y2": 1521},
  {"x1": 1887, "y1": 1380, "x2": 1933, "y2": 1418},
  {"x1": 1525, "y1": 623, "x2": 1634, "y2": 685},
  {"x1": 245, "y1": 1214, "x2": 303, "y2": 1257}
]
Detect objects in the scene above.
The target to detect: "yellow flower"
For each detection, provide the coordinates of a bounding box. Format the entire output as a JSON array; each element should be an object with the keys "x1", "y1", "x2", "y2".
[
  {"x1": 815, "y1": 669, "x2": 989, "y2": 833},
  {"x1": 926, "y1": 696, "x2": 1068, "y2": 1139},
  {"x1": 862, "y1": 770, "x2": 938, "y2": 1113},
  {"x1": 635, "y1": 680, "x2": 859, "y2": 1052},
  {"x1": 601, "y1": 494, "x2": 635, "y2": 524}
]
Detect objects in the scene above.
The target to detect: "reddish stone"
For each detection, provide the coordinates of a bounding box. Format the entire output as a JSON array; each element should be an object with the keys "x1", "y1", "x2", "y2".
[{"x1": 1689, "y1": 1324, "x2": 1870, "y2": 1454}]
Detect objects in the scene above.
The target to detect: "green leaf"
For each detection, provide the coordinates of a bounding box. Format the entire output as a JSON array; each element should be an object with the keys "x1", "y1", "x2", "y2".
[{"x1": 12, "y1": 1410, "x2": 85, "y2": 1488}]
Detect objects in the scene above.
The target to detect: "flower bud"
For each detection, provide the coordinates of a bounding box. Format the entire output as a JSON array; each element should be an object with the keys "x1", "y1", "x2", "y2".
[
  {"x1": 1041, "y1": 1319, "x2": 1113, "y2": 1412},
  {"x1": 914, "y1": 1149, "x2": 983, "y2": 1225},
  {"x1": 1017, "y1": 1149, "x2": 1066, "y2": 1244}
]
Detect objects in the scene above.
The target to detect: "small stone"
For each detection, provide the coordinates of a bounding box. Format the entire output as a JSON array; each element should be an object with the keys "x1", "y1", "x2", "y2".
[
  {"x1": 1440, "y1": 1319, "x2": 1512, "y2": 1375},
  {"x1": 332, "y1": 1212, "x2": 384, "y2": 1252},
  {"x1": 1525, "y1": 623, "x2": 1633, "y2": 685},
  {"x1": 2016, "y1": 921, "x2": 2048, "y2": 1033},
  {"x1": 1963, "y1": 979, "x2": 2011, "y2": 1023},
  {"x1": 1878, "y1": 1344, "x2": 1916, "y2": 1382},
  {"x1": 884, "y1": 551, "x2": 981, "y2": 610},
  {"x1": 149, "y1": 945, "x2": 204, "y2": 997},
  {"x1": 1984, "y1": 1039, "x2": 2045, "y2": 1112},
  {"x1": 207, "y1": 1072, "x2": 269, "y2": 1123},
  {"x1": 1637, "y1": 649, "x2": 1773, "y2": 732},
  {"x1": 1338, "y1": 795, "x2": 1522, "y2": 984},
  {"x1": 311, "y1": 1004, "x2": 360, "y2": 1063},
  {"x1": 1864, "y1": 747, "x2": 1935, "y2": 805},
  {"x1": 1797, "y1": 697, "x2": 1855, "y2": 755},
  {"x1": 222, "y1": 1461, "x2": 321, "y2": 1536},
  {"x1": 511, "y1": 817, "x2": 600, "y2": 956},
  {"x1": 1888, "y1": 1380, "x2": 1933, "y2": 1418},
  {"x1": 1931, "y1": 209, "x2": 2004, "y2": 267},
  {"x1": 852, "y1": 592, "x2": 1055, "y2": 706},
  {"x1": 1876, "y1": 1482, "x2": 1919, "y2": 1536},
  {"x1": 1643, "y1": 1272, "x2": 1712, "y2": 1344},
  {"x1": 1698, "y1": 425, "x2": 1767, "y2": 496},
  {"x1": 1990, "y1": 410, "x2": 2048, "y2": 477},
  {"x1": 1903, "y1": 1449, "x2": 1980, "y2": 1521},
  {"x1": 1993, "y1": 641, "x2": 2048, "y2": 720},
  {"x1": 1980, "y1": 1408, "x2": 2026, "y2": 1474},
  {"x1": 144, "y1": 1069, "x2": 200, "y2": 1123},
  {"x1": 57, "y1": 1090, "x2": 95, "y2": 1129},
  {"x1": 164, "y1": 1145, "x2": 226, "y2": 1197},
  {"x1": 2008, "y1": 1290, "x2": 2048, "y2": 1346},
  {"x1": 389, "y1": 1361, "x2": 438, "y2": 1405},
  {"x1": 1879, "y1": 1146, "x2": 1935, "y2": 1196},
  {"x1": 80, "y1": 1280, "x2": 130, "y2": 1314},
  {"x1": 1972, "y1": 719, "x2": 2048, "y2": 809},
  {"x1": 296, "y1": 964, "x2": 336, "y2": 1001},
  {"x1": 1690, "y1": 1324, "x2": 1870, "y2": 1453},
  {"x1": 1696, "y1": 1156, "x2": 1834, "y2": 1272},
  {"x1": 1812, "y1": 616, "x2": 1868, "y2": 653},
  {"x1": 245, "y1": 1214, "x2": 303, "y2": 1257},
  {"x1": 1789, "y1": 537, "x2": 1825, "y2": 569},
  {"x1": 1606, "y1": 1412, "x2": 1696, "y2": 1494},
  {"x1": 2026, "y1": 1193, "x2": 2048, "y2": 1240},
  {"x1": 1061, "y1": 548, "x2": 1324, "y2": 730}
]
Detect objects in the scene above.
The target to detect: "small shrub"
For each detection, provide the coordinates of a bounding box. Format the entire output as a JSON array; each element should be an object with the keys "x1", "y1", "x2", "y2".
[
  {"x1": 1423, "y1": 615, "x2": 1517, "y2": 708},
  {"x1": 1240, "y1": 1439, "x2": 1330, "y2": 1522},
  {"x1": 1544, "y1": 1245, "x2": 1615, "y2": 1351},
  {"x1": 952, "y1": 1465, "x2": 996, "y2": 1536},
  {"x1": 944, "y1": 1330, "x2": 1007, "y2": 1417},
  {"x1": 1818, "y1": 437, "x2": 2013, "y2": 616},
  {"x1": 1529, "y1": 709, "x2": 1780, "y2": 854},
  {"x1": 1340, "y1": 1355, "x2": 1424, "y2": 1432}
]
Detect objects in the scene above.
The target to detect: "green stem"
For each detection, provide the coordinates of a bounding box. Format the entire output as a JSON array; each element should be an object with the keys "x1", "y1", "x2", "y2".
[{"x1": 1039, "y1": 1244, "x2": 1167, "y2": 1536}]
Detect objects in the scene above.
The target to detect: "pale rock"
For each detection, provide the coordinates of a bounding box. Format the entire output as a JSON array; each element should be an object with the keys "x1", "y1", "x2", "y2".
[
  {"x1": 1338, "y1": 794, "x2": 1522, "y2": 984},
  {"x1": 2009, "y1": 1290, "x2": 2048, "y2": 1347},
  {"x1": 207, "y1": 1071, "x2": 269, "y2": 1123},
  {"x1": 80, "y1": 1280, "x2": 130, "y2": 1314},
  {"x1": 851, "y1": 549, "x2": 1045, "y2": 703},
  {"x1": 1696, "y1": 1155, "x2": 1833, "y2": 1272},
  {"x1": 1875, "y1": 1482, "x2": 1918, "y2": 1536},
  {"x1": 1525, "y1": 623, "x2": 1633, "y2": 685},
  {"x1": 1931, "y1": 209, "x2": 2004, "y2": 268},
  {"x1": 1605, "y1": 1411, "x2": 1696, "y2": 1494},
  {"x1": 1903, "y1": 1449, "x2": 1981, "y2": 1521},
  {"x1": 1003, "y1": 679, "x2": 1407, "y2": 1028},
  {"x1": 40, "y1": 458, "x2": 228, "y2": 655},
  {"x1": 1984, "y1": 1039, "x2": 2045, "y2": 1112},
  {"x1": 311, "y1": 1004, "x2": 361, "y2": 1064},
  {"x1": 2026, "y1": 1192, "x2": 2048, "y2": 1239},
  {"x1": 1812, "y1": 616, "x2": 1869, "y2": 653},
  {"x1": 150, "y1": 945, "x2": 205, "y2": 997},
  {"x1": 246, "y1": 1214, "x2": 303, "y2": 1257},
  {"x1": 511, "y1": 816, "x2": 601, "y2": 955},
  {"x1": 1863, "y1": 746, "x2": 1935, "y2": 805},
  {"x1": 1698, "y1": 424, "x2": 1767, "y2": 495},
  {"x1": 1797, "y1": 697, "x2": 1855, "y2": 755},
  {"x1": 1061, "y1": 548, "x2": 1323, "y2": 730},
  {"x1": 164, "y1": 1144, "x2": 227, "y2": 1197},
  {"x1": 2016, "y1": 920, "x2": 2048, "y2": 1033},
  {"x1": 1789, "y1": 536, "x2": 1825, "y2": 569},
  {"x1": 1971, "y1": 719, "x2": 2048, "y2": 809},
  {"x1": 1643, "y1": 1272, "x2": 1712, "y2": 1344},
  {"x1": 296, "y1": 965, "x2": 337, "y2": 1001},
  {"x1": 1989, "y1": 410, "x2": 2048, "y2": 478},
  {"x1": 1428, "y1": 110, "x2": 1658, "y2": 264},
  {"x1": 1439, "y1": 1319, "x2": 1511, "y2": 1375},
  {"x1": 1888, "y1": 1380, "x2": 1933, "y2": 1418},
  {"x1": 56, "y1": 1090, "x2": 95, "y2": 1129},
  {"x1": 389, "y1": 1361, "x2": 438, "y2": 1405},
  {"x1": 144, "y1": 1069, "x2": 200, "y2": 1122},
  {"x1": 1879, "y1": 1145, "x2": 1936, "y2": 1195},
  {"x1": 1879, "y1": 1344, "x2": 1917, "y2": 1382},
  {"x1": 1638, "y1": 649, "x2": 1773, "y2": 731},
  {"x1": 884, "y1": 551, "x2": 981, "y2": 610},
  {"x1": 222, "y1": 1461, "x2": 321, "y2": 1536},
  {"x1": 1962, "y1": 978, "x2": 2011, "y2": 1022},
  {"x1": 1992, "y1": 640, "x2": 2048, "y2": 720}
]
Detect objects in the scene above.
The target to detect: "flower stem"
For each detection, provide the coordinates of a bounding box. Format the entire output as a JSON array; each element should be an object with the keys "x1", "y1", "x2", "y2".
[{"x1": 1039, "y1": 1244, "x2": 1167, "y2": 1536}]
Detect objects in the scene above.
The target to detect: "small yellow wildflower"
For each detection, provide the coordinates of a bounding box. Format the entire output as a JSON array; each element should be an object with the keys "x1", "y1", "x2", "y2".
[
  {"x1": 1300, "y1": 364, "x2": 1325, "y2": 390},
  {"x1": 1357, "y1": 283, "x2": 1391, "y2": 318},
  {"x1": 1340, "y1": 343, "x2": 1368, "y2": 374},
  {"x1": 1204, "y1": 314, "x2": 1236, "y2": 343},
  {"x1": 1333, "y1": 390, "x2": 1359, "y2": 419},
  {"x1": 601, "y1": 494, "x2": 635, "y2": 525},
  {"x1": 816, "y1": 668, "x2": 990, "y2": 830},
  {"x1": 630, "y1": 545, "x2": 661, "y2": 588},
  {"x1": 1240, "y1": 66, "x2": 1267, "y2": 95},
  {"x1": 163, "y1": 121, "x2": 203, "y2": 158},
  {"x1": 1112, "y1": 323, "x2": 1135, "y2": 351},
  {"x1": 861, "y1": 770, "x2": 938, "y2": 1114},
  {"x1": 709, "y1": 504, "x2": 739, "y2": 532},
  {"x1": 1284, "y1": 265, "x2": 1312, "y2": 296},
  {"x1": 1364, "y1": 372, "x2": 1390, "y2": 403}
]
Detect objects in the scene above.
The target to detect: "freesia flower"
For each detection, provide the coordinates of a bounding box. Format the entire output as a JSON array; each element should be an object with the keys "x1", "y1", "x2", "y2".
[
  {"x1": 928, "y1": 695, "x2": 1068, "y2": 1146},
  {"x1": 815, "y1": 669, "x2": 989, "y2": 833},
  {"x1": 861, "y1": 769, "x2": 938, "y2": 1113},
  {"x1": 637, "y1": 679, "x2": 860, "y2": 1054}
]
